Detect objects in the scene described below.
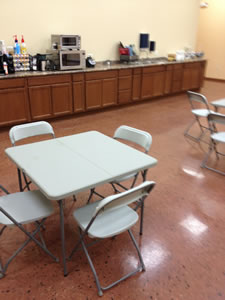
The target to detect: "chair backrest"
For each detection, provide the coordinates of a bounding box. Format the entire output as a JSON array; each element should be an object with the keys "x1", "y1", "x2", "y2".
[
  {"x1": 9, "y1": 121, "x2": 55, "y2": 146},
  {"x1": 187, "y1": 91, "x2": 210, "y2": 111},
  {"x1": 208, "y1": 112, "x2": 225, "y2": 126},
  {"x1": 94, "y1": 181, "x2": 155, "y2": 217},
  {"x1": 113, "y1": 125, "x2": 152, "y2": 153}
]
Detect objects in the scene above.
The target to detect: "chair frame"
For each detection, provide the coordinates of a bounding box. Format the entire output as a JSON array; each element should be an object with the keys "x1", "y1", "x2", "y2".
[
  {"x1": 184, "y1": 91, "x2": 212, "y2": 143},
  {"x1": 201, "y1": 113, "x2": 225, "y2": 175},
  {"x1": 0, "y1": 187, "x2": 58, "y2": 278},
  {"x1": 9, "y1": 121, "x2": 55, "y2": 192},
  {"x1": 68, "y1": 181, "x2": 155, "y2": 296}
]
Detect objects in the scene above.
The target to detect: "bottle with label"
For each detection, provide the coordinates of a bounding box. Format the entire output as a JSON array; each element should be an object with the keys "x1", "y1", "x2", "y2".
[
  {"x1": 21, "y1": 35, "x2": 27, "y2": 54},
  {"x1": 13, "y1": 35, "x2": 20, "y2": 54}
]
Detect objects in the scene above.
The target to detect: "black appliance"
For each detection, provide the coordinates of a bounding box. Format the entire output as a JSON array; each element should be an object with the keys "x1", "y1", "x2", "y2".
[
  {"x1": 0, "y1": 54, "x2": 15, "y2": 75},
  {"x1": 0, "y1": 55, "x2": 4, "y2": 74},
  {"x1": 86, "y1": 55, "x2": 96, "y2": 68}
]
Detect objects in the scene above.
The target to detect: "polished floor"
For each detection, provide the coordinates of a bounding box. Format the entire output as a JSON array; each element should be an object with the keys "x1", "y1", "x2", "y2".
[{"x1": 0, "y1": 80, "x2": 225, "y2": 300}]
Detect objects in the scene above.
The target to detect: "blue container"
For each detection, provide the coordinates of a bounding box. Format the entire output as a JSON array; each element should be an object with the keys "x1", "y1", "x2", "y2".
[{"x1": 139, "y1": 33, "x2": 149, "y2": 49}]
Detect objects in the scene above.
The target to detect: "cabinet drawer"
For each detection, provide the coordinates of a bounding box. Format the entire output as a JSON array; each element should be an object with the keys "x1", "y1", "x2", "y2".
[
  {"x1": 119, "y1": 76, "x2": 132, "y2": 90},
  {"x1": 119, "y1": 69, "x2": 132, "y2": 76},
  {"x1": 173, "y1": 64, "x2": 183, "y2": 70},
  {"x1": 133, "y1": 68, "x2": 141, "y2": 75},
  {"x1": 85, "y1": 70, "x2": 117, "y2": 80},
  {"x1": 72, "y1": 73, "x2": 84, "y2": 82},
  {"x1": 143, "y1": 65, "x2": 165, "y2": 74},
  {"x1": 0, "y1": 78, "x2": 25, "y2": 89},
  {"x1": 184, "y1": 62, "x2": 201, "y2": 69},
  {"x1": 28, "y1": 74, "x2": 71, "y2": 86}
]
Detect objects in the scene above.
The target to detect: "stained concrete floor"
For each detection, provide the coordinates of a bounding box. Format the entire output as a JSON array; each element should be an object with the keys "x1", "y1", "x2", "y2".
[{"x1": 0, "y1": 80, "x2": 225, "y2": 300}]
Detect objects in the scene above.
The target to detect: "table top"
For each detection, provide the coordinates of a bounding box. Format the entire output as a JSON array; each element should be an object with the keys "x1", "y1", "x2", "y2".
[
  {"x1": 5, "y1": 131, "x2": 157, "y2": 200},
  {"x1": 211, "y1": 98, "x2": 225, "y2": 108}
]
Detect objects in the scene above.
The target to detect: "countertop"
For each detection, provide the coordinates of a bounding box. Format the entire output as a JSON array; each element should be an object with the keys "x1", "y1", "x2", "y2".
[{"x1": 0, "y1": 57, "x2": 206, "y2": 80}]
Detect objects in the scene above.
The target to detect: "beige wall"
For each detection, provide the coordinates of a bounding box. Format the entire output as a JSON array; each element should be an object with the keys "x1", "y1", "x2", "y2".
[
  {"x1": 197, "y1": 0, "x2": 225, "y2": 80},
  {"x1": 1, "y1": 0, "x2": 200, "y2": 61}
]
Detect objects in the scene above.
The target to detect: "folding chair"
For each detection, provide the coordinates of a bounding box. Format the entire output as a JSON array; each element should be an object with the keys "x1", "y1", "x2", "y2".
[
  {"x1": 201, "y1": 113, "x2": 225, "y2": 175},
  {"x1": 0, "y1": 187, "x2": 58, "y2": 278},
  {"x1": 109, "y1": 125, "x2": 152, "y2": 235},
  {"x1": 184, "y1": 91, "x2": 214, "y2": 143},
  {"x1": 68, "y1": 181, "x2": 155, "y2": 296},
  {"x1": 9, "y1": 121, "x2": 55, "y2": 192}
]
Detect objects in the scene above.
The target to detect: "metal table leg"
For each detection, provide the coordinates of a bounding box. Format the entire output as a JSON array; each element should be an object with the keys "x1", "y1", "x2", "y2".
[{"x1": 58, "y1": 199, "x2": 68, "y2": 276}]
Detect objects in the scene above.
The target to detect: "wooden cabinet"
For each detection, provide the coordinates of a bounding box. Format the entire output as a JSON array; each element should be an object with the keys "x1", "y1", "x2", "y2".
[
  {"x1": 141, "y1": 65, "x2": 166, "y2": 99},
  {"x1": 85, "y1": 71, "x2": 117, "y2": 110},
  {"x1": 132, "y1": 68, "x2": 142, "y2": 101},
  {"x1": 0, "y1": 78, "x2": 30, "y2": 126},
  {"x1": 118, "y1": 69, "x2": 132, "y2": 104},
  {"x1": 182, "y1": 62, "x2": 205, "y2": 91},
  {"x1": 171, "y1": 64, "x2": 183, "y2": 93},
  {"x1": 0, "y1": 59, "x2": 206, "y2": 128},
  {"x1": 72, "y1": 73, "x2": 85, "y2": 112},
  {"x1": 28, "y1": 75, "x2": 72, "y2": 120}
]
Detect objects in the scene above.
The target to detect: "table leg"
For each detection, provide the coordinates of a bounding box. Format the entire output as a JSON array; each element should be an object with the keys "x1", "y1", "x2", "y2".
[{"x1": 58, "y1": 199, "x2": 68, "y2": 276}]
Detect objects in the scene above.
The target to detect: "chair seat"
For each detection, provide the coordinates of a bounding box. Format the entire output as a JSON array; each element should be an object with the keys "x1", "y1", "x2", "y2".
[
  {"x1": 192, "y1": 109, "x2": 213, "y2": 117},
  {"x1": 73, "y1": 201, "x2": 138, "y2": 239},
  {"x1": 211, "y1": 132, "x2": 225, "y2": 143},
  {"x1": 0, "y1": 190, "x2": 54, "y2": 226}
]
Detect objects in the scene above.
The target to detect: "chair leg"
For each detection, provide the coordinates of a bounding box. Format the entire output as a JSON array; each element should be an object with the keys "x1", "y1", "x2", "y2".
[
  {"x1": 87, "y1": 189, "x2": 104, "y2": 204},
  {"x1": 139, "y1": 202, "x2": 144, "y2": 235},
  {"x1": 184, "y1": 117, "x2": 209, "y2": 144},
  {"x1": 128, "y1": 229, "x2": 145, "y2": 271},
  {"x1": 81, "y1": 234, "x2": 103, "y2": 296},
  {"x1": 76, "y1": 227, "x2": 145, "y2": 296},
  {"x1": 0, "y1": 218, "x2": 58, "y2": 276}
]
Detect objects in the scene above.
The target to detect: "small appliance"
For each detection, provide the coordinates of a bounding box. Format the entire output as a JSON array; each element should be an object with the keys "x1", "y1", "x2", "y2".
[
  {"x1": 51, "y1": 35, "x2": 81, "y2": 50},
  {"x1": 51, "y1": 50, "x2": 86, "y2": 70}
]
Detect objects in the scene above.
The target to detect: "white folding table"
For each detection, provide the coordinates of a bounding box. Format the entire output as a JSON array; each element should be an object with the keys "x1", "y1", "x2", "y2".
[{"x1": 5, "y1": 131, "x2": 157, "y2": 276}]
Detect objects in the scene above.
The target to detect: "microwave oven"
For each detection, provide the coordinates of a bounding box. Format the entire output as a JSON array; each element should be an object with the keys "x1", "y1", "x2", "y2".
[
  {"x1": 51, "y1": 50, "x2": 86, "y2": 70},
  {"x1": 51, "y1": 35, "x2": 81, "y2": 50}
]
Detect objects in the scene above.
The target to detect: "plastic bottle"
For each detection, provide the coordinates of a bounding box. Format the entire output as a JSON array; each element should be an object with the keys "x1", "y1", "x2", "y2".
[
  {"x1": 3, "y1": 62, "x2": 8, "y2": 75},
  {"x1": 13, "y1": 35, "x2": 20, "y2": 55},
  {"x1": 21, "y1": 35, "x2": 27, "y2": 54}
]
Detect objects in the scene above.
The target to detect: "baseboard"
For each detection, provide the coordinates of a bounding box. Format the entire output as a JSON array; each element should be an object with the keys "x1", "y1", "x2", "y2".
[{"x1": 204, "y1": 77, "x2": 225, "y2": 83}]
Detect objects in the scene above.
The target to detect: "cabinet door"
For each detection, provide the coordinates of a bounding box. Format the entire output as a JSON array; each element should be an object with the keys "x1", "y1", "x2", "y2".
[
  {"x1": 86, "y1": 80, "x2": 102, "y2": 110},
  {"x1": 102, "y1": 78, "x2": 117, "y2": 107},
  {"x1": 153, "y1": 72, "x2": 165, "y2": 97},
  {"x1": 73, "y1": 81, "x2": 85, "y2": 112},
  {"x1": 172, "y1": 67, "x2": 183, "y2": 93},
  {"x1": 164, "y1": 70, "x2": 173, "y2": 94},
  {"x1": 182, "y1": 68, "x2": 192, "y2": 91},
  {"x1": 0, "y1": 88, "x2": 29, "y2": 126},
  {"x1": 51, "y1": 83, "x2": 72, "y2": 116},
  {"x1": 141, "y1": 73, "x2": 154, "y2": 99},
  {"x1": 132, "y1": 74, "x2": 141, "y2": 101},
  {"x1": 29, "y1": 86, "x2": 52, "y2": 120},
  {"x1": 191, "y1": 67, "x2": 201, "y2": 89}
]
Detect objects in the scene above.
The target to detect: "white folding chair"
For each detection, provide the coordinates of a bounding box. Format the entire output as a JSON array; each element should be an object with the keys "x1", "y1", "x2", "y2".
[
  {"x1": 110, "y1": 125, "x2": 152, "y2": 235},
  {"x1": 201, "y1": 113, "x2": 225, "y2": 175},
  {"x1": 68, "y1": 181, "x2": 155, "y2": 296},
  {"x1": 184, "y1": 91, "x2": 214, "y2": 143},
  {"x1": 0, "y1": 186, "x2": 58, "y2": 278},
  {"x1": 9, "y1": 121, "x2": 55, "y2": 192}
]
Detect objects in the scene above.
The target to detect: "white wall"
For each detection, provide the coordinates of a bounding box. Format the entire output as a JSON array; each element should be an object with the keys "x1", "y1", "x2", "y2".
[
  {"x1": 197, "y1": 0, "x2": 225, "y2": 80},
  {"x1": 0, "y1": 0, "x2": 200, "y2": 61}
]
